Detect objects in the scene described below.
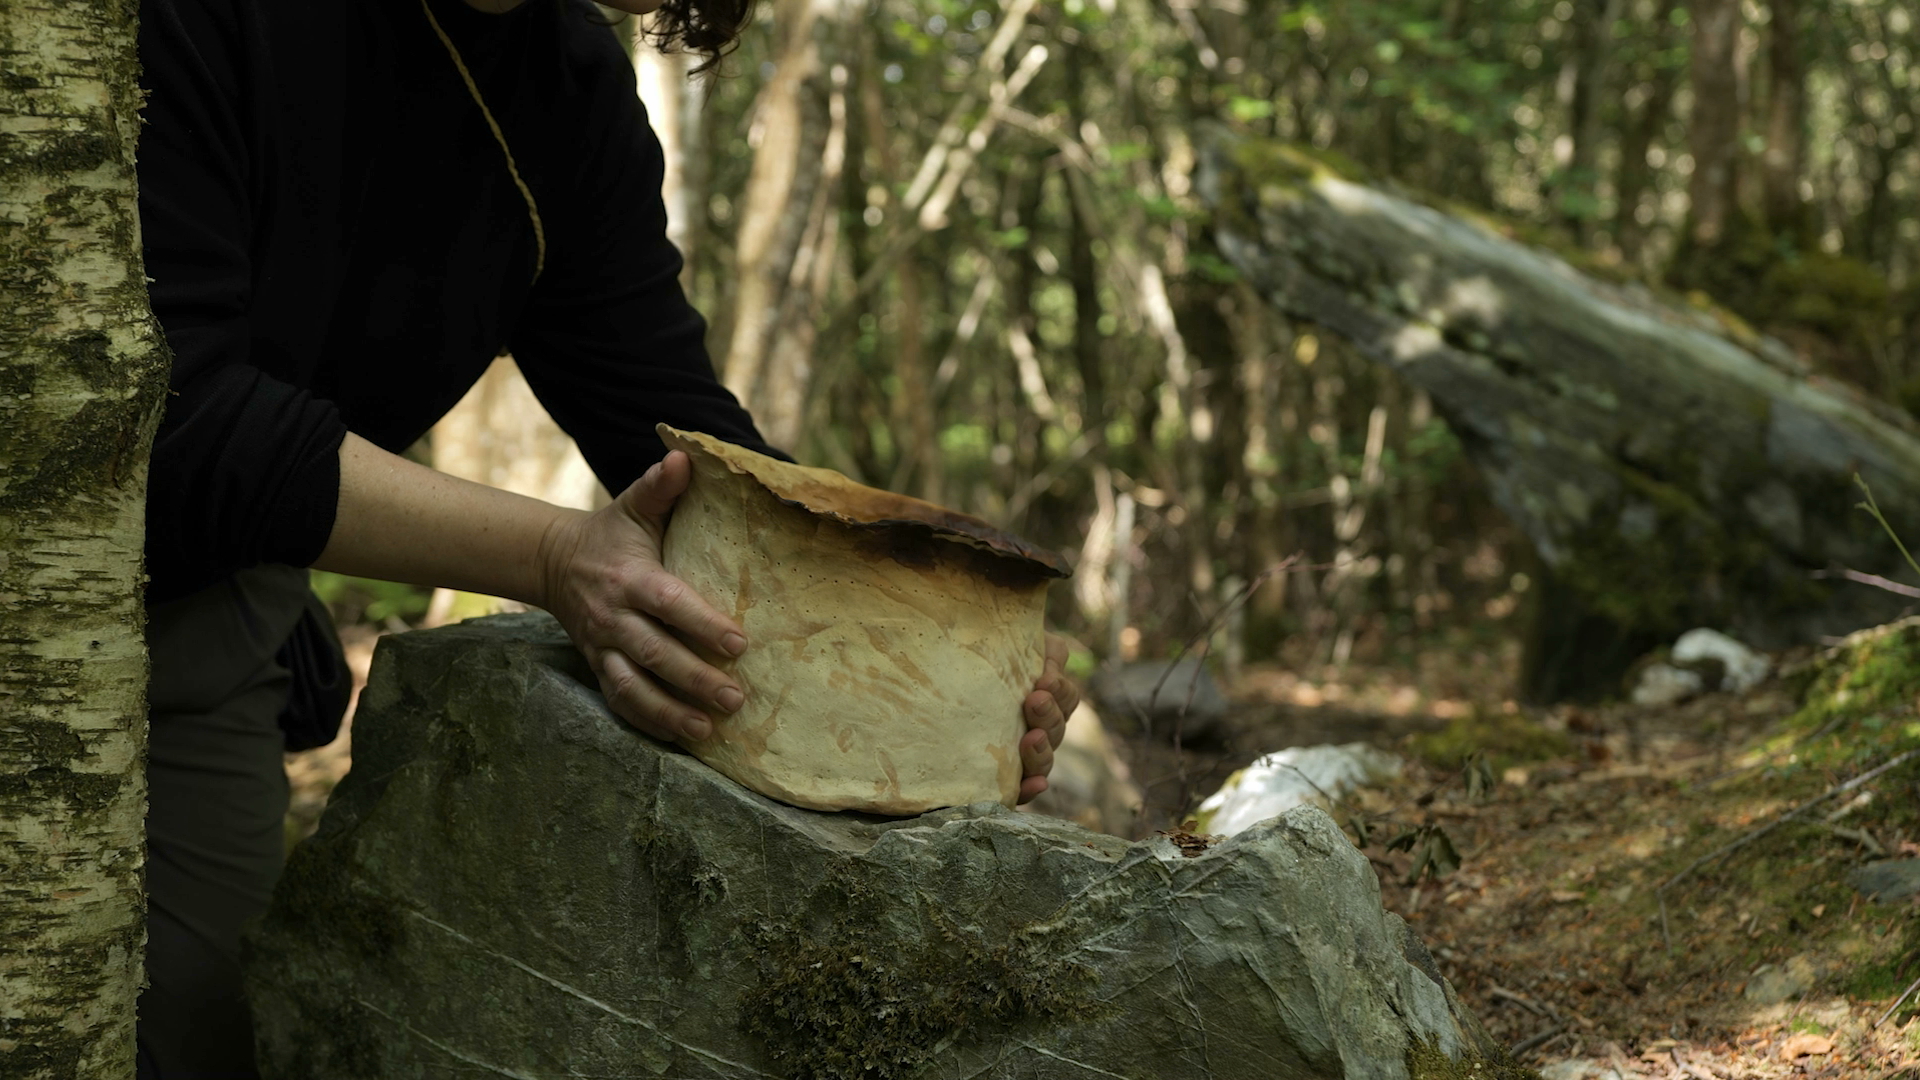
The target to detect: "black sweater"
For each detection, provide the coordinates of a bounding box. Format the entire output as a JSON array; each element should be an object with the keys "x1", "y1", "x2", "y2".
[{"x1": 138, "y1": 0, "x2": 778, "y2": 602}]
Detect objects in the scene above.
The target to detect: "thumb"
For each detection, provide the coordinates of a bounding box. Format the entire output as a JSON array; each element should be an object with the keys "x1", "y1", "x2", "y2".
[{"x1": 620, "y1": 450, "x2": 693, "y2": 522}]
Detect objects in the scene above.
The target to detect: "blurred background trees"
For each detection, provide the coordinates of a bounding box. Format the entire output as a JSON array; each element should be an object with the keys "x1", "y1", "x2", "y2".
[{"x1": 437, "y1": 0, "x2": 1920, "y2": 689}]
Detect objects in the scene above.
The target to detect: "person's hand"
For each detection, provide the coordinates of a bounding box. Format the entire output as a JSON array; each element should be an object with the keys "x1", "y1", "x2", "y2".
[
  {"x1": 537, "y1": 451, "x2": 747, "y2": 744},
  {"x1": 1017, "y1": 633, "x2": 1081, "y2": 804}
]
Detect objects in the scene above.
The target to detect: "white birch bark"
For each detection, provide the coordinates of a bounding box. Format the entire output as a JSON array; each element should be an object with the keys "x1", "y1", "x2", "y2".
[{"x1": 0, "y1": 2, "x2": 171, "y2": 1075}]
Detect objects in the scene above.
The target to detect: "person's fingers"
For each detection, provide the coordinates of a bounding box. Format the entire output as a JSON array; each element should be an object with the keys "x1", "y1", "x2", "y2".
[
  {"x1": 1025, "y1": 686, "x2": 1067, "y2": 751},
  {"x1": 618, "y1": 450, "x2": 693, "y2": 522},
  {"x1": 602, "y1": 608, "x2": 744, "y2": 716},
  {"x1": 1017, "y1": 725, "x2": 1054, "y2": 805},
  {"x1": 621, "y1": 567, "x2": 749, "y2": 660},
  {"x1": 1037, "y1": 634, "x2": 1081, "y2": 739},
  {"x1": 1051, "y1": 670, "x2": 1081, "y2": 724},
  {"x1": 1043, "y1": 632, "x2": 1070, "y2": 674},
  {"x1": 597, "y1": 649, "x2": 712, "y2": 742},
  {"x1": 1018, "y1": 724, "x2": 1054, "y2": 780}
]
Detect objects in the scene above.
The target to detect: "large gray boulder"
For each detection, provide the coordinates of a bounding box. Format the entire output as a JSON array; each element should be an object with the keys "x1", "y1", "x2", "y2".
[
  {"x1": 1086, "y1": 658, "x2": 1231, "y2": 744},
  {"x1": 249, "y1": 615, "x2": 1517, "y2": 1080},
  {"x1": 1200, "y1": 135, "x2": 1920, "y2": 701}
]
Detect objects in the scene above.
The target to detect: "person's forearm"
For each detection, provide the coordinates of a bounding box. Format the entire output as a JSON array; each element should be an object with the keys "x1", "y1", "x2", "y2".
[{"x1": 312, "y1": 432, "x2": 586, "y2": 607}]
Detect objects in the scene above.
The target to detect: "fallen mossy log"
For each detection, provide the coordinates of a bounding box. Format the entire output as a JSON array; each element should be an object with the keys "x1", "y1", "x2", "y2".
[
  {"x1": 248, "y1": 615, "x2": 1525, "y2": 1080},
  {"x1": 1202, "y1": 136, "x2": 1920, "y2": 700}
]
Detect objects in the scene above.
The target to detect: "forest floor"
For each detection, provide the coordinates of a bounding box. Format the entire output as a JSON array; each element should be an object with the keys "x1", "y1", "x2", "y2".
[
  {"x1": 285, "y1": 619, "x2": 1920, "y2": 1080},
  {"x1": 1114, "y1": 630, "x2": 1920, "y2": 1080}
]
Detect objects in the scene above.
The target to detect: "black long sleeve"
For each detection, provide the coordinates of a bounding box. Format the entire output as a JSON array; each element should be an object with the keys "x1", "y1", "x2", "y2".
[
  {"x1": 509, "y1": 8, "x2": 781, "y2": 480},
  {"x1": 139, "y1": 0, "x2": 349, "y2": 599},
  {"x1": 137, "y1": 0, "x2": 780, "y2": 602}
]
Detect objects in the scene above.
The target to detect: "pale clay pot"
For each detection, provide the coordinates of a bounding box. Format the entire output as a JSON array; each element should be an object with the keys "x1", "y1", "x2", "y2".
[{"x1": 656, "y1": 425, "x2": 1069, "y2": 815}]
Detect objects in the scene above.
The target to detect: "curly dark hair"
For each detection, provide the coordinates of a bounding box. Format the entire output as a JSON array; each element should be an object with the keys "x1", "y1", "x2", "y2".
[{"x1": 640, "y1": 0, "x2": 757, "y2": 73}]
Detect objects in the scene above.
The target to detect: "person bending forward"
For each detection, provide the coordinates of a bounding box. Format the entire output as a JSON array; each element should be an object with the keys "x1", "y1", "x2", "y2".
[{"x1": 134, "y1": 0, "x2": 1079, "y2": 1074}]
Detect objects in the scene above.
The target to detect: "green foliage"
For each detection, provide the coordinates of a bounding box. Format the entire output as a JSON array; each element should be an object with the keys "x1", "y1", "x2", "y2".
[
  {"x1": 308, "y1": 571, "x2": 430, "y2": 625},
  {"x1": 1063, "y1": 646, "x2": 1096, "y2": 680},
  {"x1": 1388, "y1": 824, "x2": 1462, "y2": 884}
]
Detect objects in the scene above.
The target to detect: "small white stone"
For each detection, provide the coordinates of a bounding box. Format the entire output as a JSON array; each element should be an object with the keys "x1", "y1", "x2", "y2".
[
  {"x1": 1631, "y1": 662, "x2": 1704, "y2": 706},
  {"x1": 1672, "y1": 627, "x2": 1770, "y2": 692}
]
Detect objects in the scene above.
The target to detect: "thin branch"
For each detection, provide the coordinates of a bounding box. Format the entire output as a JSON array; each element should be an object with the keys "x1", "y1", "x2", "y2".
[
  {"x1": 1815, "y1": 566, "x2": 1920, "y2": 600},
  {"x1": 1874, "y1": 973, "x2": 1920, "y2": 1029},
  {"x1": 1004, "y1": 431, "x2": 1102, "y2": 529},
  {"x1": 1855, "y1": 473, "x2": 1920, "y2": 582},
  {"x1": 899, "y1": 0, "x2": 1039, "y2": 210},
  {"x1": 1510, "y1": 1024, "x2": 1565, "y2": 1056},
  {"x1": 1488, "y1": 985, "x2": 1548, "y2": 1016}
]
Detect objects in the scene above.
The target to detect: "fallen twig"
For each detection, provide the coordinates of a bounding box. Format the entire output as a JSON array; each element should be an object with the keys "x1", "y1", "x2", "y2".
[
  {"x1": 1824, "y1": 822, "x2": 1887, "y2": 856},
  {"x1": 1874, "y1": 973, "x2": 1920, "y2": 1029},
  {"x1": 1510, "y1": 1024, "x2": 1564, "y2": 1056},
  {"x1": 1658, "y1": 748, "x2": 1920, "y2": 951},
  {"x1": 1814, "y1": 566, "x2": 1920, "y2": 600},
  {"x1": 1489, "y1": 983, "x2": 1548, "y2": 1016},
  {"x1": 1138, "y1": 556, "x2": 1303, "y2": 810}
]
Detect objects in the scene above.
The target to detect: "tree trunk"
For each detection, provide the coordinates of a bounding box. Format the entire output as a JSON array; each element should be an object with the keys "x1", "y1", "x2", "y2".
[
  {"x1": 429, "y1": 358, "x2": 602, "y2": 511},
  {"x1": 631, "y1": 36, "x2": 705, "y2": 284},
  {"x1": 1561, "y1": 0, "x2": 1623, "y2": 243},
  {"x1": 425, "y1": 357, "x2": 603, "y2": 623},
  {"x1": 1065, "y1": 41, "x2": 1107, "y2": 435},
  {"x1": 0, "y1": 2, "x2": 171, "y2": 1075},
  {"x1": 1205, "y1": 138, "x2": 1920, "y2": 699},
  {"x1": 1612, "y1": 0, "x2": 1680, "y2": 264},
  {"x1": 717, "y1": 0, "x2": 854, "y2": 452},
  {"x1": 1678, "y1": 0, "x2": 1743, "y2": 262},
  {"x1": 1760, "y1": 0, "x2": 1807, "y2": 243}
]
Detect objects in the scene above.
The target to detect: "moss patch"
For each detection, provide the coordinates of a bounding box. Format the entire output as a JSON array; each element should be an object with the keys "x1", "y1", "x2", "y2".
[
  {"x1": 740, "y1": 878, "x2": 1103, "y2": 1080},
  {"x1": 1407, "y1": 1039, "x2": 1542, "y2": 1080},
  {"x1": 1840, "y1": 915, "x2": 1920, "y2": 1004},
  {"x1": 1788, "y1": 617, "x2": 1920, "y2": 755},
  {"x1": 1555, "y1": 456, "x2": 1792, "y2": 637},
  {"x1": 269, "y1": 839, "x2": 408, "y2": 966},
  {"x1": 1408, "y1": 709, "x2": 1572, "y2": 772}
]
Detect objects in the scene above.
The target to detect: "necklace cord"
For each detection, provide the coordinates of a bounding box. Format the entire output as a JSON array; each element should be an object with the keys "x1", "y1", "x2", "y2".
[{"x1": 419, "y1": 0, "x2": 547, "y2": 284}]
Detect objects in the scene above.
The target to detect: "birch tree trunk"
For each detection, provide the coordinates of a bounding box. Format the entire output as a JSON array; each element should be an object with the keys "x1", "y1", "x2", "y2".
[
  {"x1": 0, "y1": 2, "x2": 172, "y2": 1075},
  {"x1": 717, "y1": 0, "x2": 854, "y2": 451},
  {"x1": 1205, "y1": 137, "x2": 1920, "y2": 699}
]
